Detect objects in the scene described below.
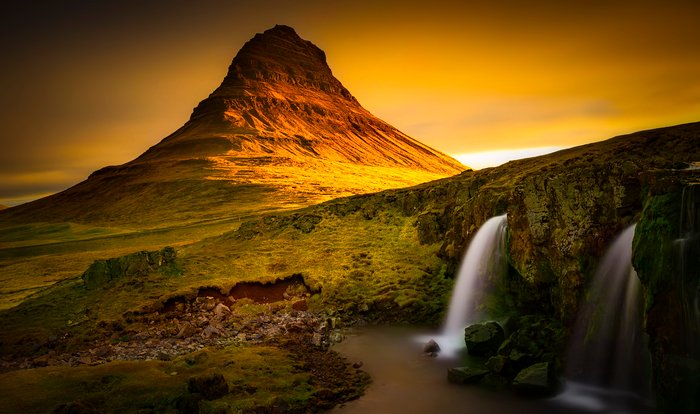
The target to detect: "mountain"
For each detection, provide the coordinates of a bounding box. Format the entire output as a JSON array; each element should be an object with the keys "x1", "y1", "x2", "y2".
[
  {"x1": 0, "y1": 25, "x2": 464, "y2": 227},
  {"x1": 0, "y1": 205, "x2": 7, "y2": 210}
]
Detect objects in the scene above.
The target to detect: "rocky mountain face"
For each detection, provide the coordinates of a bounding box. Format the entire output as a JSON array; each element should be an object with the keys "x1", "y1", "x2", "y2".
[{"x1": 0, "y1": 25, "x2": 463, "y2": 226}]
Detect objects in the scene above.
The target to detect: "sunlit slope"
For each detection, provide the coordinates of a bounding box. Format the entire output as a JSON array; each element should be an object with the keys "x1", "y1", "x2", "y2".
[{"x1": 0, "y1": 25, "x2": 463, "y2": 228}]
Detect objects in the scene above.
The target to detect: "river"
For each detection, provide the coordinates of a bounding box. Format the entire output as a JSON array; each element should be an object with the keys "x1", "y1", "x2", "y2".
[{"x1": 331, "y1": 327, "x2": 651, "y2": 414}]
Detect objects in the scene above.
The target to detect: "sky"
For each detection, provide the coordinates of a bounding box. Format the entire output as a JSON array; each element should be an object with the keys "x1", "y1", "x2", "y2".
[{"x1": 1, "y1": 0, "x2": 699, "y2": 206}]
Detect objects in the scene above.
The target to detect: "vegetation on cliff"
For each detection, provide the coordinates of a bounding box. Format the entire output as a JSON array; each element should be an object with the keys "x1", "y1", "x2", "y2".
[{"x1": 0, "y1": 122, "x2": 698, "y2": 412}]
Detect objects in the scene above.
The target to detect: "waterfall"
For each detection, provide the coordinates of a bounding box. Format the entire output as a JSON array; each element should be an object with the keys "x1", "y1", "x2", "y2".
[
  {"x1": 675, "y1": 184, "x2": 700, "y2": 360},
  {"x1": 436, "y1": 214, "x2": 508, "y2": 356},
  {"x1": 557, "y1": 224, "x2": 652, "y2": 412}
]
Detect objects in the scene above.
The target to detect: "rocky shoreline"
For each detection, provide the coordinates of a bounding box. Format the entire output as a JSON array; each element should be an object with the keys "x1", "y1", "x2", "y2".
[
  {"x1": 0, "y1": 293, "x2": 370, "y2": 413},
  {"x1": 2, "y1": 294, "x2": 346, "y2": 371}
]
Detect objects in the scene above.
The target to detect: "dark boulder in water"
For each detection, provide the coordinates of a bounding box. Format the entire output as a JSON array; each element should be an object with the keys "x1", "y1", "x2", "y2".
[
  {"x1": 512, "y1": 362, "x2": 557, "y2": 397},
  {"x1": 423, "y1": 339, "x2": 441, "y2": 354},
  {"x1": 464, "y1": 321, "x2": 505, "y2": 356}
]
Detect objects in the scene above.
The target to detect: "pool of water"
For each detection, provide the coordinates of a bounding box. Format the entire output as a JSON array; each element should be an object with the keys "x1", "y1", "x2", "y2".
[{"x1": 331, "y1": 327, "x2": 652, "y2": 414}]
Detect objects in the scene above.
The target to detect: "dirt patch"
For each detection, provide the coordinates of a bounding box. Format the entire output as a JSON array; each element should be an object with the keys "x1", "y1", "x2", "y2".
[
  {"x1": 228, "y1": 274, "x2": 309, "y2": 303},
  {"x1": 162, "y1": 274, "x2": 315, "y2": 313}
]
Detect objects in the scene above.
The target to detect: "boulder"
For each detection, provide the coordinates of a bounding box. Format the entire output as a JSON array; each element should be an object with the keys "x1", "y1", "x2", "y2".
[
  {"x1": 485, "y1": 355, "x2": 508, "y2": 374},
  {"x1": 423, "y1": 339, "x2": 441, "y2": 354},
  {"x1": 496, "y1": 316, "x2": 563, "y2": 372},
  {"x1": 512, "y1": 362, "x2": 556, "y2": 396},
  {"x1": 447, "y1": 367, "x2": 489, "y2": 384},
  {"x1": 187, "y1": 373, "x2": 229, "y2": 400},
  {"x1": 464, "y1": 322, "x2": 505, "y2": 356}
]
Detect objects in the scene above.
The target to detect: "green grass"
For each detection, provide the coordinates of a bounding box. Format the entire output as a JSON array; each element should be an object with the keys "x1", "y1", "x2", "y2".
[
  {"x1": 0, "y1": 216, "x2": 248, "y2": 310},
  {"x1": 179, "y1": 205, "x2": 452, "y2": 322},
  {"x1": 0, "y1": 344, "x2": 315, "y2": 413}
]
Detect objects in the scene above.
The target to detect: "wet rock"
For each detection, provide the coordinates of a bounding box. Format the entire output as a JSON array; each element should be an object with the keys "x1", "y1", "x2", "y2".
[
  {"x1": 497, "y1": 316, "x2": 563, "y2": 373},
  {"x1": 485, "y1": 355, "x2": 508, "y2": 374},
  {"x1": 329, "y1": 331, "x2": 344, "y2": 344},
  {"x1": 447, "y1": 367, "x2": 490, "y2": 384},
  {"x1": 512, "y1": 362, "x2": 556, "y2": 396},
  {"x1": 464, "y1": 321, "x2": 505, "y2": 356},
  {"x1": 479, "y1": 373, "x2": 510, "y2": 390},
  {"x1": 423, "y1": 339, "x2": 441, "y2": 354},
  {"x1": 187, "y1": 373, "x2": 229, "y2": 400}
]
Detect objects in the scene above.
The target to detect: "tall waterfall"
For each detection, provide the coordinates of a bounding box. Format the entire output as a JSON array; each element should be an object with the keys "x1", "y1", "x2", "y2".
[
  {"x1": 676, "y1": 184, "x2": 700, "y2": 361},
  {"x1": 439, "y1": 214, "x2": 508, "y2": 355},
  {"x1": 565, "y1": 224, "x2": 650, "y2": 394}
]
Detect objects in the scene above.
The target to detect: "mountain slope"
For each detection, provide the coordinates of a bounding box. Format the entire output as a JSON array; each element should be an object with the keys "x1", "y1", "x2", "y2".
[{"x1": 1, "y1": 25, "x2": 464, "y2": 227}]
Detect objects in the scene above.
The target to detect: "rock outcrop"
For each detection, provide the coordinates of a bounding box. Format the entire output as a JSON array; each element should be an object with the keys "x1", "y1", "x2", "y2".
[
  {"x1": 633, "y1": 170, "x2": 700, "y2": 413},
  {"x1": 82, "y1": 247, "x2": 178, "y2": 289}
]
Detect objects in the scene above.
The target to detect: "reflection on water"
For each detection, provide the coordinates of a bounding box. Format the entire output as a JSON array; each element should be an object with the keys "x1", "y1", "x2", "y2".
[{"x1": 331, "y1": 327, "x2": 652, "y2": 414}]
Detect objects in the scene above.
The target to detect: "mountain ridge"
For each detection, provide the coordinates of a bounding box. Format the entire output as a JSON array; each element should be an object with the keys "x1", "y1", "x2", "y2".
[{"x1": 1, "y1": 25, "x2": 464, "y2": 226}]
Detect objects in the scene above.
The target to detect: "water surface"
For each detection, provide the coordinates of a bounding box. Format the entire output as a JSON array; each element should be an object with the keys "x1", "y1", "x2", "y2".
[{"x1": 331, "y1": 327, "x2": 614, "y2": 414}]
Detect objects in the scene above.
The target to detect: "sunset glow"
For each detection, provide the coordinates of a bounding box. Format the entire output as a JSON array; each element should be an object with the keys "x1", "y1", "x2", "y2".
[
  {"x1": 454, "y1": 147, "x2": 565, "y2": 170},
  {"x1": 1, "y1": 1, "x2": 699, "y2": 205}
]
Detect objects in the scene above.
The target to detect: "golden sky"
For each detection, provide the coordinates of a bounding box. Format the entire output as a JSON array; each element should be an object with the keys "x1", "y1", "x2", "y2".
[{"x1": 1, "y1": 0, "x2": 699, "y2": 205}]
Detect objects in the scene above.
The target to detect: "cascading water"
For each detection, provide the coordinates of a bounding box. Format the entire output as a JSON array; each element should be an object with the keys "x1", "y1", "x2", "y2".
[
  {"x1": 433, "y1": 214, "x2": 508, "y2": 356},
  {"x1": 557, "y1": 224, "x2": 651, "y2": 412},
  {"x1": 675, "y1": 184, "x2": 700, "y2": 355}
]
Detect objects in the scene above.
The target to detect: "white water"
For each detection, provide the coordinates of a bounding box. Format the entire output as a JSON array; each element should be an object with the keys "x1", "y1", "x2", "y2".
[
  {"x1": 423, "y1": 214, "x2": 508, "y2": 357},
  {"x1": 562, "y1": 224, "x2": 652, "y2": 411}
]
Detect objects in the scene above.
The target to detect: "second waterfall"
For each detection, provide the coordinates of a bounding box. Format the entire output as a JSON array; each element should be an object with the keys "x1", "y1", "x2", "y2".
[{"x1": 440, "y1": 214, "x2": 508, "y2": 355}]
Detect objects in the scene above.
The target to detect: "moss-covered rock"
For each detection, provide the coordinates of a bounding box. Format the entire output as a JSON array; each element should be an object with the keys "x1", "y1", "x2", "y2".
[
  {"x1": 82, "y1": 247, "x2": 178, "y2": 289},
  {"x1": 633, "y1": 171, "x2": 700, "y2": 413},
  {"x1": 512, "y1": 362, "x2": 557, "y2": 397},
  {"x1": 464, "y1": 321, "x2": 505, "y2": 356},
  {"x1": 187, "y1": 373, "x2": 229, "y2": 400}
]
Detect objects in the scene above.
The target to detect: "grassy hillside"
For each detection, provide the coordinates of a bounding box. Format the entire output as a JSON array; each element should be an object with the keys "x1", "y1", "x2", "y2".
[{"x1": 0, "y1": 122, "x2": 698, "y2": 412}]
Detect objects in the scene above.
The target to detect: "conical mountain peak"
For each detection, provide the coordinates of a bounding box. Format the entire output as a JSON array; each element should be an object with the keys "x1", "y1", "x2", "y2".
[
  {"x1": 4, "y1": 26, "x2": 465, "y2": 226},
  {"x1": 210, "y1": 25, "x2": 355, "y2": 103}
]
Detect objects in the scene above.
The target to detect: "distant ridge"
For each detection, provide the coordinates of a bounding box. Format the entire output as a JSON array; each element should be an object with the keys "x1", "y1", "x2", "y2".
[{"x1": 1, "y1": 25, "x2": 464, "y2": 226}]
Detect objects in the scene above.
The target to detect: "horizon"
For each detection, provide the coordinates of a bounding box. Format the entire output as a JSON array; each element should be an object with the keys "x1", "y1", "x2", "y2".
[{"x1": 1, "y1": 1, "x2": 699, "y2": 206}]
